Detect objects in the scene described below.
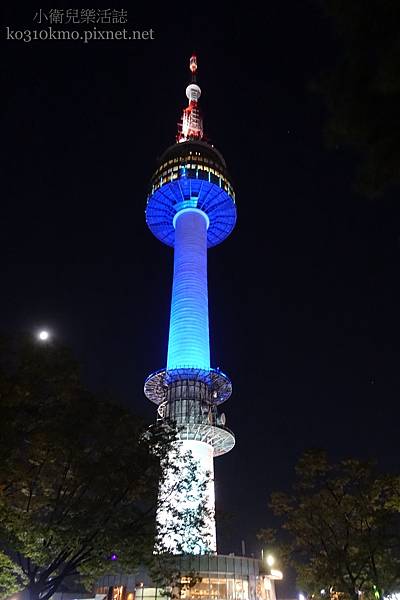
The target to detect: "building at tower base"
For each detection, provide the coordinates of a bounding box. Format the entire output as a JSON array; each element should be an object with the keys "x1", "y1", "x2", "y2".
[{"x1": 97, "y1": 555, "x2": 280, "y2": 600}]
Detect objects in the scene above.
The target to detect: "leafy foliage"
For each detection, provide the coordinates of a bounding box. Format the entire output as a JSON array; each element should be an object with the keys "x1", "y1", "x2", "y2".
[
  {"x1": 0, "y1": 335, "x2": 209, "y2": 600},
  {"x1": 0, "y1": 551, "x2": 27, "y2": 600},
  {"x1": 262, "y1": 450, "x2": 400, "y2": 600},
  {"x1": 156, "y1": 446, "x2": 212, "y2": 555}
]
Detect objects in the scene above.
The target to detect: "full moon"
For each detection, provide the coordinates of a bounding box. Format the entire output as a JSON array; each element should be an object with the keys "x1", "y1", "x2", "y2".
[{"x1": 38, "y1": 330, "x2": 50, "y2": 341}]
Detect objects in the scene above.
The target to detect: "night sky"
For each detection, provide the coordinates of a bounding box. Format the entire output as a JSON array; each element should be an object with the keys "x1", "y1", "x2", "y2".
[{"x1": 2, "y1": 2, "x2": 400, "y2": 595}]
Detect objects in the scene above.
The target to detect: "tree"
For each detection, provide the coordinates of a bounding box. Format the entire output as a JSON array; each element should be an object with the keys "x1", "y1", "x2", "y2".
[
  {"x1": 262, "y1": 450, "x2": 400, "y2": 600},
  {"x1": 316, "y1": 0, "x2": 400, "y2": 196},
  {"x1": 0, "y1": 551, "x2": 26, "y2": 600},
  {"x1": 0, "y1": 335, "x2": 209, "y2": 600}
]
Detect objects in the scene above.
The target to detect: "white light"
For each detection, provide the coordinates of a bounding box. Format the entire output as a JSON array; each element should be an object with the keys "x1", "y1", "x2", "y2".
[
  {"x1": 270, "y1": 569, "x2": 283, "y2": 580},
  {"x1": 299, "y1": 594, "x2": 306, "y2": 600},
  {"x1": 38, "y1": 330, "x2": 50, "y2": 341},
  {"x1": 266, "y1": 554, "x2": 275, "y2": 567},
  {"x1": 321, "y1": 591, "x2": 326, "y2": 596}
]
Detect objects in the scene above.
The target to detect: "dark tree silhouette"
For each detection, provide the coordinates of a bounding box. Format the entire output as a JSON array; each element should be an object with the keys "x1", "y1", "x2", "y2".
[
  {"x1": 0, "y1": 336, "x2": 208, "y2": 600},
  {"x1": 260, "y1": 450, "x2": 400, "y2": 600}
]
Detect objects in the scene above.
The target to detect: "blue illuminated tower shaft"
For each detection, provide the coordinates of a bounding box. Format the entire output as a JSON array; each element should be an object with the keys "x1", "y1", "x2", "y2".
[{"x1": 167, "y1": 208, "x2": 210, "y2": 371}]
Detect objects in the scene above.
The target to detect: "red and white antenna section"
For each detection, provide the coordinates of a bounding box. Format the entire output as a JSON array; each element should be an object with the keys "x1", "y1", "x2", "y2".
[{"x1": 177, "y1": 55, "x2": 204, "y2": 143}]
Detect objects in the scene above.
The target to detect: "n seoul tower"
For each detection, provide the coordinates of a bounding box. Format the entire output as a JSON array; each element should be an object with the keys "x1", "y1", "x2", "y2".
[{"x1": 144, "y1": 55, "x2": 236, "y2": 554}]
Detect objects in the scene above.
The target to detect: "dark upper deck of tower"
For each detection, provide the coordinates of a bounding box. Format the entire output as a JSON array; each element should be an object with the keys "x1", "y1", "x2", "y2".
[
  {"x1": 159, "y1": 140, "x2": 227, "y2": 169},
  {"x1": 148, "y1": 140, "x2": 234, "y2": 198}
]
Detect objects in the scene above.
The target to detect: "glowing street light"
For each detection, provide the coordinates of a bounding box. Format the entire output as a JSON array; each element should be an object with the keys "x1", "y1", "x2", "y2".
[{"x1": 266, "y1": 554, "x2": 275, "y2": 567}]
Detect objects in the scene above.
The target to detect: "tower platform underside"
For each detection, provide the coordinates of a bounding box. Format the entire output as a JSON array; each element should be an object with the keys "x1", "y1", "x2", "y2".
[
  {"x1": 146, "y1": 179, "x2": 236, "y2": 247},
  {"x1": 176, "y1": 422, "x2": 235, "y2": 457}
]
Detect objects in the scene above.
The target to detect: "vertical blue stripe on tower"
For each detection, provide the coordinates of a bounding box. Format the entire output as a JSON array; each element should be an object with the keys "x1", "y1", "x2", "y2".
[{"x1": 167, "y1": 208, "x2": 210, "y2": 372}]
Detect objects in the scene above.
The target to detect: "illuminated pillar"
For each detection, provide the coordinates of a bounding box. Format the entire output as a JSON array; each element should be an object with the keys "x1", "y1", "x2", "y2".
[{"x1": 167, "y1": 208, "x2": 210, "y2": 371}]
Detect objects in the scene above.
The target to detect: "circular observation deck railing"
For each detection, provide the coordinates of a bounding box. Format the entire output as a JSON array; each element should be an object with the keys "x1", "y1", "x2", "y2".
[
  {"x1": 177, "y1": 422, "x2": 235, "y2": 457},
  {"x1": 144, "y1": 367, "x2": 232, "y2": 406}
]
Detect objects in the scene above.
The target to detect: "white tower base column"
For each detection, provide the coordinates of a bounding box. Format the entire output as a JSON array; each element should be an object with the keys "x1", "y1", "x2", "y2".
[{"x1": 156, "y1": 439, "x2": 216, "y2": 554}]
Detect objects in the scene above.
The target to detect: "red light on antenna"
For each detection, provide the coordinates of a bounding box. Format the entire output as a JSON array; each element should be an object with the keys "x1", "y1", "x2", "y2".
[{"x1": 190, "y1": 55, "x2": 197, "y2": 73}]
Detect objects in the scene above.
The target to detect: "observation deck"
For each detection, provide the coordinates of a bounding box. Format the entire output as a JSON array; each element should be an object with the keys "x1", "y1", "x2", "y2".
[{"x1": 145, "y1": 140, "x2": 237, "y2": 248}]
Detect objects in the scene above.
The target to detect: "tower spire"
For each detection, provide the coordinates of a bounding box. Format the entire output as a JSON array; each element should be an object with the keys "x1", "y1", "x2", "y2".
[
  {"x1": 177, "y1": 54, "x2": 203, "y2": 142},
  {"x1": 189, "y1": 54, "x2": 197, "y2": 81}
]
